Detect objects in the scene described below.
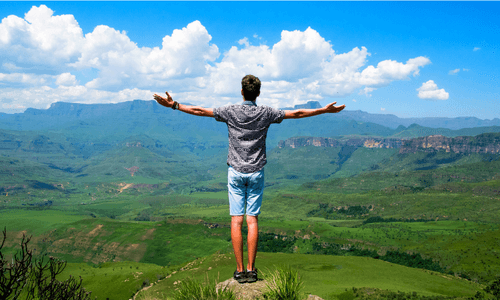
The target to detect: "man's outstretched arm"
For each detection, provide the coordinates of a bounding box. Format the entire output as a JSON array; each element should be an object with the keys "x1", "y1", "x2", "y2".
[
  {"x1": 153, "y1": 92, "x2": 214, "y2": 118},
  {"x1": 284, "y1": 101, "x2": 346, "y2": 119}
]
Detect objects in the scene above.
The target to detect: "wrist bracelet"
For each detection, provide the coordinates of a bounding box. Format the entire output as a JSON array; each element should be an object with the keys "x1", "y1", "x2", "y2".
[{"x1": 172, "y1": 101, "x2": 179, "y2": 110}]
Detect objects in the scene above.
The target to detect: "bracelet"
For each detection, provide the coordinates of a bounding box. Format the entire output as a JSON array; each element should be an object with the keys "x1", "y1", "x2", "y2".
[{"x1": 172, "y1": 101, "x2": 179, "y2": 110}]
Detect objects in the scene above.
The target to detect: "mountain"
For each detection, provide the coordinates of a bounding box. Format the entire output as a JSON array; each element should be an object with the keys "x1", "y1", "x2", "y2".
[
  {"x1": 1, "y1": 100, "x2": 500, "y2": 188},
  {"x1": 2, "y1": 100, "x2": 500, "y2": 143},
  {"x1": 337, "y1": 106, "x2": 500, "y2": 130},
  {"x1": 278, "y1": 132, "x2": 500, "y2": 155},
  {"x1": 278, "y1": 136, "x2": 403, "y2": 149},
  {"x1": 274, "y1": 133, "x2": 500, "y2": 178},
  {"x1": 399, "y1": 133, "x2": 500, "y2": 154},
  {"x1": 0, "y1": 100, "x2": 396, "y2": 148}
]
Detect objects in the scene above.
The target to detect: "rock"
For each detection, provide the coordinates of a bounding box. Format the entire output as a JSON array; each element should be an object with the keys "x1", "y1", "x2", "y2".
[
  {"x1": 307, "y1": 295, "x2": 325, "y2": 300},
  {"x1": 215, "y1": 278, "x2": 324, "y2": 300},
  {"x1": 216, "y1": 278, "x2": 268, "y2": 300}
]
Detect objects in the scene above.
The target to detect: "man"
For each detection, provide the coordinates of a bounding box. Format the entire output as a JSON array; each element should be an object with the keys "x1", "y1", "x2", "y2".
[{"x1": 153, "y1": 75, "x2": 345, "y2": 283}]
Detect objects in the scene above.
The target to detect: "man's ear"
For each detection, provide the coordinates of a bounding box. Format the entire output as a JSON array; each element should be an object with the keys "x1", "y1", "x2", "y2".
[{"x1": 241, "y1": 89, "x2": 244, "y2": 96}]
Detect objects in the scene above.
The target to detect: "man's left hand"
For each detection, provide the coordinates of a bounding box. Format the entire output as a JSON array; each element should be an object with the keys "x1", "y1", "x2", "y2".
[{"x1": 153, "y1": 92, "x2": 174, "y2": 108}]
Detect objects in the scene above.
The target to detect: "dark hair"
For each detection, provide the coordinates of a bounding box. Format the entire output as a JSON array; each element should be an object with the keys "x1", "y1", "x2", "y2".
[{"x1": 241, "y1": 75, "x2": 261, "y2": 101}]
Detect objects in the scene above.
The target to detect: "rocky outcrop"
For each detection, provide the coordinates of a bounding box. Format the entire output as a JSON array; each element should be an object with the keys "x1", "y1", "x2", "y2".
[
  {"x1": 278, "y1": 133, "x2": 500, "y2": 155},
  {"x1": 399, "y1": 133, "x2": 500, "y2": 154},
  {"x1": 277, "y1": 136, "x2": 403, "y2": 149}
]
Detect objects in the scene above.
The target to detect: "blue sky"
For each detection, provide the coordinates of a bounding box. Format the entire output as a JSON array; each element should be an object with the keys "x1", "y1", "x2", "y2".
[{"x1": 0, "y1": 2, "x2": 498, "y2": 119}]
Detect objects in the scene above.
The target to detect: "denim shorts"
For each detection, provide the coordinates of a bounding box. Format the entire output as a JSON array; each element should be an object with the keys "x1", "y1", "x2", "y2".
[{"x1": 227, "y1": 166, "x2": 264, "y2": 216}]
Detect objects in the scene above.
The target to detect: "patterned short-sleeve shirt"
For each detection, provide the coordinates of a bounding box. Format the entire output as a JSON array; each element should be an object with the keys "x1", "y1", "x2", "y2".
[{"x1": 213, "y1": 101, "x2": 286, "y2": 173}]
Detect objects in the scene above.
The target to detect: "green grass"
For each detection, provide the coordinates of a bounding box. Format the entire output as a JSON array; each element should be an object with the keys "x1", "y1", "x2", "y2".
[
  {"x1": 58, "y1": 261, "x2": 172, "y2": 300},
  {"x1": 137, "y1": 252, "x2": 484, "y2": 299},
  {"x1": 0, "y1": 209, "x2": 90, "y2": 235},
  {"x1": 261, "y1": 265, "x2": 304, "y2": 300},
  {"x1": 0, "y1": 210, "x2": 231, "y2": 268}
]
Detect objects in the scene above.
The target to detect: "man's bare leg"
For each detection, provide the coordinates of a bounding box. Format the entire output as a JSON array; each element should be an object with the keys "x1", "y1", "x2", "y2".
[
  {"x1": 246, "y1": 215, "x2": 258, "y2": 271},
  {"x1": 231, "y1": 215, "x2": 245, "y2": 272}
]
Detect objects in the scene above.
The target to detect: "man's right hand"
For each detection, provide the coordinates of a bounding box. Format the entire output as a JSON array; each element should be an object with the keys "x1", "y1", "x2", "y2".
[
  {"x1": 153, "y1": 92, "x2": 174, "y2": 108},
  {"x1": 324, "y1": 102, "x2": 346, "y2": 113}
]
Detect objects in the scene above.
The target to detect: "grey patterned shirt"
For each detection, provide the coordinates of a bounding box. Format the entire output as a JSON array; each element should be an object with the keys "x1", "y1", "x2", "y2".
[{"x1": 213, "y1": 101, "x2": 286, "y2": 173}]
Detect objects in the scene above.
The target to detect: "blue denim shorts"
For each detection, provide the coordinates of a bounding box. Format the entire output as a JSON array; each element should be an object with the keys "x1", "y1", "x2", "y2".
[{"x1": 228, "y1": 166, "x2": 264, "y2": 216}]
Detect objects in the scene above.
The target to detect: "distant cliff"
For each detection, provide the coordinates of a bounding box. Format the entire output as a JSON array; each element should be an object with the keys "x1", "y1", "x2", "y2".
[
  {"x1": 277, "y1": 136, "x2": 403, "y2": 149},
  {"x1": 398, "y1": 133, "x2": 500, "y2": 154},
  {"x1": 278, "y1": 133, "x2": 500, "y2": 154}
]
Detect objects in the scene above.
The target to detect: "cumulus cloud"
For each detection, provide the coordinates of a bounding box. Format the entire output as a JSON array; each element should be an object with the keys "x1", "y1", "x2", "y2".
[
  {"x1": 0, "y1": 5, "x2": 84, "y2": 71},
  {"x1": 0, "y1": 5, "x2": 434, "y2": 112},
  {"x1": 0, "y1": 73, "x2": 49, "y2": 86},
  {"x1": 449, "y1": 68, "x2": 460, "y2": 75},
  {"x1": 417, "y1": 80, "x2": 449, "y2": 100},
  {"x1": 55, "y1": 73, "x2": 77, "y2": 86}
]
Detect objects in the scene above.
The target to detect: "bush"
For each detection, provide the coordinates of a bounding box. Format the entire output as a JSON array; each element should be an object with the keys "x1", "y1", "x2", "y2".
[
  {"x1": 0, "y1": 227, "x2": 94, "y2": 300},
  {"x1": 261, "y1": 265, "x2": 304, "y2": 300},
  {"x1": 485, "y1": 277, "x2": 500, "y2": 299}
]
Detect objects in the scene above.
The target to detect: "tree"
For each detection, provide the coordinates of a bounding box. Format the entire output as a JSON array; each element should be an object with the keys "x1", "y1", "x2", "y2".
[
  {"x1": 485, "y1": 277, "x2": 500, "y2": 300},
  {"x1": 0, "y1": 227, "x2": 94, "y2": 300}
]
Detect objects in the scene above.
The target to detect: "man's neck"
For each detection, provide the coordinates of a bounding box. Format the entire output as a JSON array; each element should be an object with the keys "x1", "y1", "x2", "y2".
[{"x1": 242, "y1": 100, "x2": 257, "y2": 106}]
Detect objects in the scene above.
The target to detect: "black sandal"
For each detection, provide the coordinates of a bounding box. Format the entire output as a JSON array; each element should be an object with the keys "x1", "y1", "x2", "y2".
[
  {"x1": 246, "y1": 268, "x2": 258, "y2": 283},
  {"x1": 233, "y1": 270, "x2": 247, "y2": 283}
]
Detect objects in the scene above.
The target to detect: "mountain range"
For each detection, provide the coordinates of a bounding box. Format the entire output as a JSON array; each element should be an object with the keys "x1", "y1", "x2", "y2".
[{"x1": 1, "y1": 99, "x2": 500, "y2": 188}]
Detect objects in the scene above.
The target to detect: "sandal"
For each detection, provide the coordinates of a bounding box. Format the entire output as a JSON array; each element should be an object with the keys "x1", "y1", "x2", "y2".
[
  {"x1": 233, "y1": 270, "x2": 247, "y2": 283},
  {"x1": 246, "y1": 268, "x2": 258, "y2": 283}
]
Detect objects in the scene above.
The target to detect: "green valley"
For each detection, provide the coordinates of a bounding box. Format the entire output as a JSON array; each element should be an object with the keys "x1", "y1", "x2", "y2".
[{"x1": 1, "y1": 101, "x2": 500, "y2": 299}]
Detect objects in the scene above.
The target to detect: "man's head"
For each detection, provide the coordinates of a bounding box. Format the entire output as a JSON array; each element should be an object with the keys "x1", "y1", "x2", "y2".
[{"x1": 241, "y1": 75, "x2": 261, "y2": 101}]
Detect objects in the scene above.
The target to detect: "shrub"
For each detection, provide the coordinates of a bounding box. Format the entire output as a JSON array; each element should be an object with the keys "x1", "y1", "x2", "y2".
[
  {"x1": 485, "y1": 277, "x2": 500, "y2": 299},
  {"x1": 0, "y1": 227, "x2": 94, "y2": 300}
]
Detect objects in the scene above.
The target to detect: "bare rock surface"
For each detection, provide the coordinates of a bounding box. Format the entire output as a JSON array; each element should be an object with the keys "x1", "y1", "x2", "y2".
[
  {"x1": 216, "y1": 278, "x2": 268, "y2": 300},
  {"x1": 216, "y1": 278, "x2": 324, "y2": 300}
]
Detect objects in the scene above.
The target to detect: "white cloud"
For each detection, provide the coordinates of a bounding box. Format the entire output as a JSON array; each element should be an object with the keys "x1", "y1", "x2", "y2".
[
  {"x1": 449, "y1": 68, "x2": 460, "y2": 75},
  {"x1": 0, "y1": 5, "x2": 84, "y2": 70},
  {"x1": 463, "y1": 68, "x2": 469, "y2": 72},
  {"x1": 0, "y1": 73, "x2": 49, "y2": 86},
  {"x1": 417, "y1": 80, "x2": 449, "y2": 100},
  {"x1": 238, "y1": 37, "x2": 250, "y2": 48},
  {"x1": 380, "y1": 108, "x2": 386, "y2": 111},
  {"x1": 352, "y1": 99, "x2": 357, "y2": 102},
  {"x1": 359, "y1": 87, "x2": 376, "y2": 97},
  {"x1": 0, "y1": 5, "x2": 434, "y2": 113},
  {"x1": 55, "y1": 73, "x2": 77, "y2": 86},
  {"x1": 473, "y1": 47, "x2": 481, "y2": 51}
]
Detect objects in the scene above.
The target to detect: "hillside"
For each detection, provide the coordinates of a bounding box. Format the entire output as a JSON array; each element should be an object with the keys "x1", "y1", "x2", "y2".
[{"x1": 2, "y1": 100, "x2": 500, "y2": 299}]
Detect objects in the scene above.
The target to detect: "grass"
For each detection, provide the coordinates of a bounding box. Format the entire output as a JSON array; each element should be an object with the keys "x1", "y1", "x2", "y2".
[
  {"x1": 170, "y1": 276, "x2": 235, "y2": 300},
  {"x1": 0, "y1": 211, "x2": 232, "y2": 268},
  {"x1": 137, "y1": 252, "x2": 484, "y2": 300},
  {"x1": 58, "y1": 261, "x2": 171, "y2": 300},
  {"x1": 0, "y1": 209, "x2": 90, "y2": 236},
  {"x1": 261, "y1": 265, "x2": 304, "y2": 300}
]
